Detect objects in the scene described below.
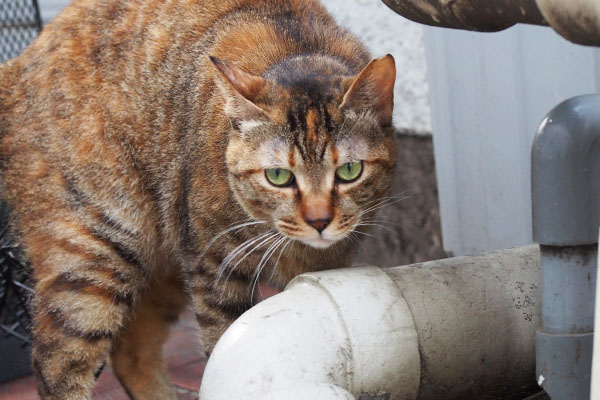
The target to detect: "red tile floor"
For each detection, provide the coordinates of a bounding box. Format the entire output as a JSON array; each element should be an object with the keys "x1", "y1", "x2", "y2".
[
  {"x1": 0, "y1": 285, "x2": 280, "y2": 400},
  {"x1": 0, "y1": 308, "x2": 203, "y2": 400}
]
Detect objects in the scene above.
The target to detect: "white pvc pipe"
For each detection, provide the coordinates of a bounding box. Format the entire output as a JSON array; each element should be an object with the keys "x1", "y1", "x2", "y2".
[
  {"x1": 200, "y1": 246, "x2": 541, "y2": 399},
  {"x1": 388, "y1": 245, "x2": 541, "y2": 398},
  {"x1": 199, "y1": 266, "x2": 420, "y2": 400}
]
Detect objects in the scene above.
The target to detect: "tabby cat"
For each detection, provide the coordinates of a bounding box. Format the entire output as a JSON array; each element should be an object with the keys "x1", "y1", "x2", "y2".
[{"x1": 0, "y1": 0, "x2": 397, "y2": 398}]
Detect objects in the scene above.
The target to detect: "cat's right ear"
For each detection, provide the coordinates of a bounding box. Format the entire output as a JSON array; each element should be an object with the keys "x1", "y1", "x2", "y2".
[
  {"x1": 208, "y1": 56, "x2": 271, "y2": 123},
  {"x1": 339, "y1": 54, "x2": 396, "y2": 127}
]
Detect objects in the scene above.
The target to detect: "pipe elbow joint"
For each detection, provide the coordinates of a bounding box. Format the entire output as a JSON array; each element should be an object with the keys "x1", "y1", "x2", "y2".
[{"x1": 199, "y1": 266, "x2": 420, "y2": 400}]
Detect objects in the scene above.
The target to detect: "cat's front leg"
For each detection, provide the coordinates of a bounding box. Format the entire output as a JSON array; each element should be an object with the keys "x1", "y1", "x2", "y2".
[
  {"x1": 110, "y1": 269, "x2": 188, "y2": 400},
  {"x1": 28, "y1": 229, "x2": 143, "y2": 399},
  {"x1": 186, "y1": 259, "x2": 253, "y2": 354}
]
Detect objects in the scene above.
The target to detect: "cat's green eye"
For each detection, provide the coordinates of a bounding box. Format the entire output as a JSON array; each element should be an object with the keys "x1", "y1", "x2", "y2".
[
  {"x1": 335, "y1": 161, "x2": 363, "y2": 183},
  {"x1": 265, "y1": 168, "x2": 294, "y2": 187}
]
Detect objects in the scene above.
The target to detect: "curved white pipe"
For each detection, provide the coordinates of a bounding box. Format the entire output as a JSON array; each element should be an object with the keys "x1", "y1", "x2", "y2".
[
  {"x1": 199, "y1": 266, "x2": 420, "y2": 400},
  {"x1": 200, "y1": 245, "x2": 541, "y2": 399}
]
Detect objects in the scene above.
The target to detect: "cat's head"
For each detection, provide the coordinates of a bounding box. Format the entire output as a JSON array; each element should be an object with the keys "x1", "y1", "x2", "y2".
[{"x1": 210, "y1": 54, "x2": 397, "y2": 249}]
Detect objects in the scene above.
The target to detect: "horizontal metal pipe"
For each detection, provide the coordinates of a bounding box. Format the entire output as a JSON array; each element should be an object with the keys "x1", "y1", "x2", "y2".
[
  {"x1": 381, "y1": 0, "x2": 546, "y2": 31},
  {"x1": 382, "y1": 0, "x2": 600, "y2": 46}
]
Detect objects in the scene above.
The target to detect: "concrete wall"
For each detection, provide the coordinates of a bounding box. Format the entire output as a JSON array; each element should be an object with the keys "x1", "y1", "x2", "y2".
[
  {"x1": 320, "y1": 0, "x2": 431, "y2": 133},
  {"x1": 38, "y1": 0, "x2": 432, "y2": 134}
]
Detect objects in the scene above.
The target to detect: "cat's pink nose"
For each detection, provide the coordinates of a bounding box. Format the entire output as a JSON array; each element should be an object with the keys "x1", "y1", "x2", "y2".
[
  {"x1": 301, "y1": 195, "x2": 333, "y2": 234},
  {"x1": 305, "y1": 217, "x2": 331, "y2": 233}
]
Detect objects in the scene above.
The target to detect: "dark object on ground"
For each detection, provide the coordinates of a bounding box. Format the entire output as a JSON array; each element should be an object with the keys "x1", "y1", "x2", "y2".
[
  {"x1": 0, "y1": 0, "x2": 41, "y2": 383},
  {"x1": 353, "y1": 132, "x2": 449, "y2": 268},
  {"x1": 0, "y1": 201, "x2": 33, "y2": 383}
]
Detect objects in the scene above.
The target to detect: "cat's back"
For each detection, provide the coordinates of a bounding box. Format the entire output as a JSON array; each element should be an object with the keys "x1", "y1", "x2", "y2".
[
  {"x1": 0, "y1": 0, "x2": 370, "y2": 230},
  {"x1": 0, "y1": 0, "x2": 369, "y2": 162},
  {"x1": 2, "y1": 0, "x2": 366, "y2": 124}
]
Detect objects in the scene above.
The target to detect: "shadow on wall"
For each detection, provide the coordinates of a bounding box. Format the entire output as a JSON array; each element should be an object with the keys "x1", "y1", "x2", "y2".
[{"x1": 352, "y1": 132, "x2": 449, "y2": 268}]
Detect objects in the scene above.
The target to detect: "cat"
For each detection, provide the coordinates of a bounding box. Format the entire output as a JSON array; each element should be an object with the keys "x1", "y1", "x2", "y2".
[{"x1": 0, "y1": 0, "x2": 397, "y2": 398}]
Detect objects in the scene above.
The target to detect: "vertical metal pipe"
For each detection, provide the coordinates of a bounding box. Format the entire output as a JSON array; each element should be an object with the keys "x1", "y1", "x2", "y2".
[
  {"x1": 531, "y1": 95, "x2": 600, "y2": 399},
  {"x1": 592, "y1": 230, "x2": 600, "y2": 398}
]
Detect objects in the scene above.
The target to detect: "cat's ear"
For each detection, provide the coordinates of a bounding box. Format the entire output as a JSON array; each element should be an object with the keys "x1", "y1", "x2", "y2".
[
  {"x1": 208, "y1": 56, "x2": 270, "y2": 123},
  {"x1": 339, "y1": 54, "x2": 396, "y2": 127}
]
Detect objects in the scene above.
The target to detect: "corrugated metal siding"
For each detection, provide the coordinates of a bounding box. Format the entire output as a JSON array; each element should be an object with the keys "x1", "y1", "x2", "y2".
[{"x1": 424, "y1": 24, "x2": 600, "y2": 256}]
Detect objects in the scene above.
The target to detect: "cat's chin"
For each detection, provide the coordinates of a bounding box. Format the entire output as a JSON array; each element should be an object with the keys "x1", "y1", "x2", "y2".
[{"x1": 300, "y1": 237, "x2": 338, "y2": 249}]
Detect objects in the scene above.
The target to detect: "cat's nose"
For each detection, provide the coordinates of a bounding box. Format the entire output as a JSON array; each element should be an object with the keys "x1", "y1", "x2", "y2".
[
  {"x1": 305, "y1": 217, "x2": 332, "y2": 233},
  {"x1": 302, "y1": 195, "x2": 333, "y2": 234}
]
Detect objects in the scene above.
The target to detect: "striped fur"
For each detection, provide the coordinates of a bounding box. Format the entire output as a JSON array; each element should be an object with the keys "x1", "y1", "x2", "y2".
[{"x1": 0, "y1": 0, "x2": 397, "y2": 398}]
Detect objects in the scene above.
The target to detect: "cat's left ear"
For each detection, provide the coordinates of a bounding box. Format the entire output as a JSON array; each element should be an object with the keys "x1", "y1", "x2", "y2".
[
  {"x1": 340, "y1": 54, "x2": 396, "y2": 127},
  {"x1": 208, "y1": 56, "x2": 271, "y2": 123}
]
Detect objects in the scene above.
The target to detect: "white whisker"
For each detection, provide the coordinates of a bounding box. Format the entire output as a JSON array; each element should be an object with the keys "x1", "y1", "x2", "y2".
[
  {"x1": 222, "y1": 232, "x2": 278, "y2": 278},
  {"x1": 359, "y1": 196, "x2": 413, "y2": 216},
  {"x1": 200, "y1": 220, "x2": 266, "y2": 259},
  {"x1": 361, "y1": 219, "x2": 404, "y2": 229},
  {"x1": 250, "y1": 235, "x2": 286, "y2": 303},
  {"x1": 221, "y1": 231, "x2": 273, "y2": 270},
  {"x1": 214, "y1": 230, "x2": 276, "y2": 289},
  {"x1": 355, "y1": 223, "x2": 402, "y2": 238},
  {"x1": 225, "y1": 231, "x2": 278, "y2": 274},
  {"x1": 346, "y1": 231, "x2": 367, "y2": 253},
  {"x1": 267, "y1": 238, "x2": 291, "y2": 283},
  {"x1": 350, "y1": 230, "x2": 380, "y2": 239},
  {"x1": 359, "y1": 199, "x2": 397, "y2": 215},
  {"x1": 359, "y1": 191, "x2": 414, "y2": 209},
  {"x1": 360, "y1": 194, "x2": 408, "y2": 208}
]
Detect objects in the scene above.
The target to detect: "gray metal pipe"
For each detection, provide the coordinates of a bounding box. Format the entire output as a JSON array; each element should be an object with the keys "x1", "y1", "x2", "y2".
[
  {"x1": 535, "y1": 0, "x2": 600, "y2": 47},
  {"x1": 381, "y1": 0, "x2": 546, "y2": 32},
  {"x1": 381, "y1": 0, "x2": 600, "y2": 46},
  {"x1": 532, "y1": 95, "x2": 600, "y2": 247},
  {"x1": 531, "y1": 95, "x2": 600, "y2": 399}
]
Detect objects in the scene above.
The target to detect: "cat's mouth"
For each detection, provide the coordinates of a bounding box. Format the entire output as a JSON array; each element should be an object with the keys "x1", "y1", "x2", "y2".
[
  {"x1": 299, "y1": 236, "x2": 339, "y2": 249},
  {"x1": 275, "y1": 220, "x2": 348, "y2": 249}
]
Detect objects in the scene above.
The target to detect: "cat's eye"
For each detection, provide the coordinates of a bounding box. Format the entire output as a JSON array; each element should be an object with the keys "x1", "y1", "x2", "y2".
[
  {"x1": 265, "y1": 168, "x2": 294, "y2": 187},
  {"x1": 335, "y1": 161, "x2": 363, "y2": 183}
]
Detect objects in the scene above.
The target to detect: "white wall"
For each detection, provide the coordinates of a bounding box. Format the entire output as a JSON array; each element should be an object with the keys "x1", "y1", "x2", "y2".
[
  {"x1": 38, "y1": 0, "x2": 432, "y2": 134},
  {"x1": 321, "y1": 0, "x2": 431, "y2": 133},
  {"x1": 38, "y1": 0, "x2": 66, "y2": 23},
  {"x1": 425, "y1": 24, "x2": 600, "y2": 256}
]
